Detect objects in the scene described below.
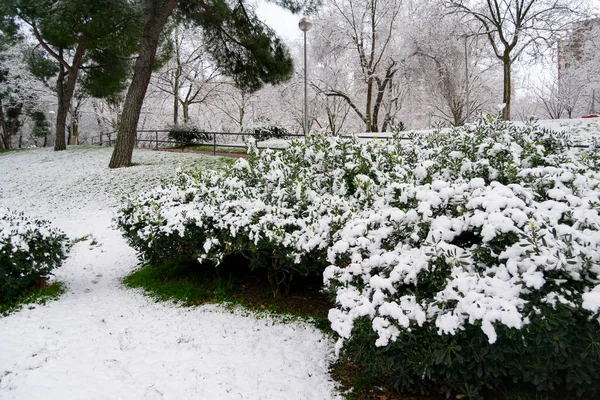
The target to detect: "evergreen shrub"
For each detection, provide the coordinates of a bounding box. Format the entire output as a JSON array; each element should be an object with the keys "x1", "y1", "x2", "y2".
[
  {"x1": 167, "y1": 125, "x2": 211, "y2": 145},
  {"x1": 0, "y1": 208, "x2": 69, "y2": 302},
  {"x1": 118, "y1": 117, "x2": 600, "y2": 397},
  {"x1": 245, "y1": 122, "x2": 290, "y2": 142}
]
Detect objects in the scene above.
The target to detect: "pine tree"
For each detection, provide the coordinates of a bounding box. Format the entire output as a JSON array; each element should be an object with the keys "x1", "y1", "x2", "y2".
[
  {"x1": 0, "y1": 0, "x2": 143, "y2": 150},
  {"x1": 108, "y1": 0, "x2": 315, "y2": 168}
]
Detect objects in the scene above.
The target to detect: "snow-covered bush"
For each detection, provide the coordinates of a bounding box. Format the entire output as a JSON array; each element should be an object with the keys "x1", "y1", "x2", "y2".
[
  {"x1": 324, "y1": 118, "x2": 600, "y2": 397},
  {"x1": 0, "y1": 209, "x2": 69, "y2": 302},
  {"x1": 118, "y1": 134, "x2": 363, "y2": 295},
  {"x1": 118, "y1": 117, "x2": 600, "y2": 396}
]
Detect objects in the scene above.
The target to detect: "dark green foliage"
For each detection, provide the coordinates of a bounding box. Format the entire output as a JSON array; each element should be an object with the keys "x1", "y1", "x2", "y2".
[
  {"x1": 167, "y1": 126, "x2": 211, "y2": 145},
  {"x1": 179, "y1": 1, "x2": 293, "y2": 93},
  {"x1": 0, "y1": 209, "x2": 69, "y2": 303},
  {"x1": 80, "y1": 49, "x2": 131, "y2": 98},
  {"x1": 0, "y1": 281, "x2": 65, "y2": 316},
  {"x1": 29, "y1": 110, "x2": 51, "y2": 139},
  {"x1": 24, "y1": 47, "x2": 58, "y2": 84},
  {"x1": 246, "y1": 122, "x2": 291, "y2": 141},
  {"x1": 341, "y1": 307, "x2": 600, "y2": 399},
  {"x1": 1, "y1": 0, "x2": 144, "y2": 99}
]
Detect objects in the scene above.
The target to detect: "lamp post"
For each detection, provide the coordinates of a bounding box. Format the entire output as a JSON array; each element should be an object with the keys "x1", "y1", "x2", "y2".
[
  {"x1": 463, "y1": 35, "x2": 469, "y2": 124},
  {"x1": 298, "y1": 16, "x2": 312, "y2": 138}
]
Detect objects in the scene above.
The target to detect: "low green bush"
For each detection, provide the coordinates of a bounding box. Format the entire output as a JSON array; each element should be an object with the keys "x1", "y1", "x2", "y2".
[
  {"x1": 245, "y1": 122, "x2": 291, "y2": 142},
  {"x1": 167, "y1": 125, "x2": 211, "y2": 145},
  {"x1": 0, "y1": 208, "x2": 69, "y2": 302}
]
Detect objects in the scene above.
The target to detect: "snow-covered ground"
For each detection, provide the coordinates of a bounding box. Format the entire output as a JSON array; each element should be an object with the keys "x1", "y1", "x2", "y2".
[{"x1": 0, "y1": 147, "x2": 340, "y2": 400}]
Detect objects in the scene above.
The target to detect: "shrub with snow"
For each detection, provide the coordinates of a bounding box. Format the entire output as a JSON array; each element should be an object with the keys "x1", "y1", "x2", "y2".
[
  {"x1": 0, "y1": 208, "x2": 69, "y2": 302},
  {"x1": 244, "y1": 121, "x2": 291, "y2": 142},
  {"x1": 118, "y1": 117, "x2": 600, "y2": 397},
  {"x1": 167, "y1": 125, "x2": 211, "y2": 145}
]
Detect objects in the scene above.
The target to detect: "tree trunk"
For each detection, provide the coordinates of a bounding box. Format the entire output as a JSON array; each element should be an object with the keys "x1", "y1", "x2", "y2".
[
  {"x1": 54, "y1": 45, "x2": 85, "y2": 151},
  {"x1": 182, "y1": 100, "x2": 189, "y2": 124},
  {"x1": 173, "y1": 69, "x2": 179, "y2": 125},
  {"x1": 73, "y1": 125, "x2": 79, "y2": 145},
  {"x1": 502, "y1": 54, "x2": 511, "y2": 121},
  {"x1": 109, "y1": 0, "x2": 178, "y2": 168},
  {"x1": 0, "y1": 99, "x2": 9, "y2": 149},
  {"x1": 365, "y1": 78, "x2": 373, "y2": 132}
]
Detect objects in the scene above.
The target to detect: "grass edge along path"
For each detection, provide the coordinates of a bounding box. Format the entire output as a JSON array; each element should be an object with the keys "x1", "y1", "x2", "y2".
[
  {"x1": 122, "y1": 260, "x2": 581, "y2": 400},
  {"x1": 122, "y1": 258, "x2": 332, "y2": 332},
  {"x1": 0, "y1": 282, "x2": 66, "y2": 317}
]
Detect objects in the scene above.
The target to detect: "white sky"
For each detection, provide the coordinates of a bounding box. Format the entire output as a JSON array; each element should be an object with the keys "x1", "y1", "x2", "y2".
[{"x1": 255, "y1": 0, "x2": 303, "y2": 43}]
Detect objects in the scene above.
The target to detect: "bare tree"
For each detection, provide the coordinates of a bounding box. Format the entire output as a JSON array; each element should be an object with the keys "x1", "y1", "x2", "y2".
[
  {"x1": 210, "y1": 84, "x2": 258, "y2": 132},
  {"x1": 406, "y1": 3, "x2": 498, "y2": 126},
  {"x1": 152, "y1": 25, "x2": 224, "y2": 126},
  {"x1": 534, "y1": 78, "x2": 565, "y2": 119},
  {"x1": 312, "y1": 0, "x2": 406, "y2": 132},
  {"x1": 446, "y1": 0, "x2": 588, "y2": 120}
]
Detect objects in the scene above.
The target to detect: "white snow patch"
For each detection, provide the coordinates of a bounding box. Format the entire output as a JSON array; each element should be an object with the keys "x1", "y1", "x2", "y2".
[{"x1": 0, "y1": 147, "x2": 340, "y2": 399}]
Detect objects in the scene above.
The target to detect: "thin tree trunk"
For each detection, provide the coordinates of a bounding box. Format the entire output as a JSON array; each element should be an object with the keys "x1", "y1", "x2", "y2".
[
  {"x1": 182, "y1": 100, "x2": 189, "y2": 124},
  {"x1": 0, "y1": 99, "x2": 9, "y2": 149},
  {"x1": 365, "y1": 78, "x2": 373, "y2": 132},
  {"x1": 109, "y1": 0, "x2": 178, "y2": 168},
  {"x1": 55, "y1": 62, "x2": 69, "y2": 150},
  {"x1": 502, "y1": 55, "x2": 511, "y2": 121},
  {"x1": 173, "y1": 69, "x2": 179, "y2": 125}
]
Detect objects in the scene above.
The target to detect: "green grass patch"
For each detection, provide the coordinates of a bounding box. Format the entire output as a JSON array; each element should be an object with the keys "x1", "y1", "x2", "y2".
[
  {"x1": 123, "y1": 256, "x2": 331, "y2": 331},
  {"x1": 0, "y1": 148, "x2": 26, "y2": 155},
  {"x1": 0, "y1": 281, "x2": 66, "y2": 316},
  {"x1": 122, "y1": 259, "x2": 562, "y2": 400}
]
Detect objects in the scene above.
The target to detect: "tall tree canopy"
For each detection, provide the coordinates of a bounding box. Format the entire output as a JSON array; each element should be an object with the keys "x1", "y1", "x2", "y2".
[
  {"x1": 0, "y1": 0, "x2": 143, "y2": 150},
  {"x1": 108, "y1": 0, "x2": 311, "y2": 168}
]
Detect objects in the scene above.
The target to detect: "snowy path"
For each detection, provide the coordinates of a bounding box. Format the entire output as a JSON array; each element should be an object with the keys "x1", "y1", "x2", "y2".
[{"x1": 0, "y1": 147, "x2": 340, "y2": 399}]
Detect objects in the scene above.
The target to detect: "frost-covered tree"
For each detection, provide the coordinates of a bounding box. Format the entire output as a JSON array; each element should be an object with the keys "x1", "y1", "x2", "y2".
[
  {"x1": 210, "y1": 84, "x2": 258, "y2": 132},
  {"x1": 446, "y1": 0, "x2": 590, "y2": 121},
  {"x1": 152, "y1": 24, "x2": 224, "y2": 126},
  {"x1": 558, "y1": 19, "x2": 600, "y2": 116},
  {"x1": 311, "y1": 0, "x2": 407, "y2": 132},
  {"x1": 406, "y1": 2, "x2": 498, "y2": 126},
  {"x1": 0, "y1": 36, "x2": 53, "y2": 148}
]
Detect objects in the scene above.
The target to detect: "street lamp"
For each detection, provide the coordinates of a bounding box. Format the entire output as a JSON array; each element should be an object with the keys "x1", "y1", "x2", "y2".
[
  {"x1": 298, "y1": 16, "x2": 312, "y2": 138},
  {"x1": 463, "y1": 35, "x2": 469, "y2": 123}
]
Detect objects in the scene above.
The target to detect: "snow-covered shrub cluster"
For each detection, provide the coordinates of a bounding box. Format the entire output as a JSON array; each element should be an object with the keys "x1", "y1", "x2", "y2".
[
  {"x1": 0, "y1": 208, "x2": 69, "y2": 302},
  {"x1": 118, "y1": 117, "x2": 600, "y2": 396}
]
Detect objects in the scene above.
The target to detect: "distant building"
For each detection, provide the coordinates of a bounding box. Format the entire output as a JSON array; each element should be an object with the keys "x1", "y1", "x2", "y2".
[{"x1": 558, "y1": 19, "x2": 600, "y2": 115}]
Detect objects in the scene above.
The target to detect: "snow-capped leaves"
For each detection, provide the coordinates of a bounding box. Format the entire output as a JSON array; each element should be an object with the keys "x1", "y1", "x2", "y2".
[
  {"x1": 118, "y1": 116, "x2": 600, "y2": 347},
  {"x1": 0, "y1": 208, "x2": 69, "y2": 302}
]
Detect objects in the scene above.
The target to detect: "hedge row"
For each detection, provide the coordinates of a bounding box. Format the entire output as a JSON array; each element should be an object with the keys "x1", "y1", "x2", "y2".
[{"x1": 118, "y1": 117, "x2": 600, "y2": 398}]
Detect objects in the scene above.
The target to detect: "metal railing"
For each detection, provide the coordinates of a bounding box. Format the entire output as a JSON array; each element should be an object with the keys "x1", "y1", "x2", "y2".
[
  {"x1": 87, "y1": 130, "x2": 595, "y2": 154},
  {"x1": 89, "y1": 130, "x2": 311, "y2": 155}
]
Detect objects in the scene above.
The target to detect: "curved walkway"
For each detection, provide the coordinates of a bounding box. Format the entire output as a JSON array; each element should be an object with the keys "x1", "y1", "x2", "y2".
[{"x1": 0, "y1": 147, "x2": 340, "y2": 400}]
